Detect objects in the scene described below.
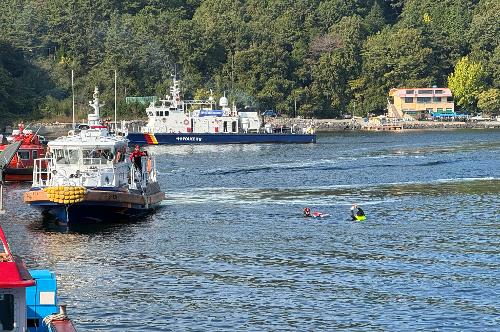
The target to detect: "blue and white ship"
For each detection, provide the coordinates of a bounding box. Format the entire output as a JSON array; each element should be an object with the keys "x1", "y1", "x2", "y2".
[{"x1": 126, "y1": 78, "x2": 316, "y2": 145}]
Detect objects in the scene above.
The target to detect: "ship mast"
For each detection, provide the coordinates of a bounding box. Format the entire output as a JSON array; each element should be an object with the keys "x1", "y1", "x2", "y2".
[{"x1": 88, "y1": 86, "x2": 104, "y2": 126}]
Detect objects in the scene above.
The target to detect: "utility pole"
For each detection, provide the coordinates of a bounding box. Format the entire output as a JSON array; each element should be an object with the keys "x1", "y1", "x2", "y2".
[{"x1": 294, "y1": 97, "x2": 297, "y2": 118}]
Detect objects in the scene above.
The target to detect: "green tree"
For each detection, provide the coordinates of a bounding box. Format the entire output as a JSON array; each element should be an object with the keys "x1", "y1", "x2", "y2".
[
  {"x1": 359, "y1": 26, "x2": 433, "y2": 113},
  {"x1": 448, "y1": 56, "x2": 487, "y2": 112},
  {"x1": 477, "y1": 88, "x2": 500, "y2": 116}
]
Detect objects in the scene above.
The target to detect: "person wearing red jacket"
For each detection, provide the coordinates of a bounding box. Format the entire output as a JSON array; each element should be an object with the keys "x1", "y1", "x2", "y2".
[{"x1": 130, "y1": 145, "x2": 147, "y2": 171}]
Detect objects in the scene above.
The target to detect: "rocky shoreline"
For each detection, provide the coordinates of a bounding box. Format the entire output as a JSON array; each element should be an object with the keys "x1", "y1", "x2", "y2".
[{"x1": 266, "y1": 118, "x2": 500, "y2": 132}]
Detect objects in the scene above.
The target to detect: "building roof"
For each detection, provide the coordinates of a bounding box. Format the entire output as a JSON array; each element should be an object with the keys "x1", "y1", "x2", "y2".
[
  {"x1": 0, "y1": 226, "x2": 36, "y2": 288},
  {"x1": 389, "y1": 88, "x2": 452, "y2": 97}
]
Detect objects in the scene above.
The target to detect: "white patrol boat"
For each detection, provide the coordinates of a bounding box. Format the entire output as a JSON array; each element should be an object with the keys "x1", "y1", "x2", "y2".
[
  {"x1": 23, "y1": 87, "x2": 165, "y2": 225},
  {"x1": 126, "y1": 78, "x2": 316, "y2": 145}
]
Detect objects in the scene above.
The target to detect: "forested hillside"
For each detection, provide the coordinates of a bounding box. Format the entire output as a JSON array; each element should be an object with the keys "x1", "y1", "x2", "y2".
[{"x1": 0, "y1": 0, "x2": 498, "y2": 126}]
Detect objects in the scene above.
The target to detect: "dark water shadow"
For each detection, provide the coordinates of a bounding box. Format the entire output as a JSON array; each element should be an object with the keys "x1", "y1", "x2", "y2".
[{"x1": 26, "y1": 207, "x2": 162, "y2": 235}]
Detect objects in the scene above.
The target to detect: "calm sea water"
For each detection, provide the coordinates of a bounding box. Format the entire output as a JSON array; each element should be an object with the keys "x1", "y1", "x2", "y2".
[{"x1": 2, "y1": 129, "x2": 499, "y2": 331}]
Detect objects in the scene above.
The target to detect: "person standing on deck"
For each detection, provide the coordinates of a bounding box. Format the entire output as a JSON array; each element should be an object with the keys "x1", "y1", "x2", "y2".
[{"x1": 129, "y1": 145, "x2": 147, "y2": 172}]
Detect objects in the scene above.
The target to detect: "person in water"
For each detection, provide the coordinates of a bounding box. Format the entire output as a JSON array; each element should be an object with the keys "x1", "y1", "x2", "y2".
[
  {"x1": 350, "y1": 204, "x2": 366, "y2": 221},
  {"x1": 303, "y1": 207, "x2": 329, "y2": 218},
  {"x1": 129, "y1": 145, "x2": 148, "y2": 171}
]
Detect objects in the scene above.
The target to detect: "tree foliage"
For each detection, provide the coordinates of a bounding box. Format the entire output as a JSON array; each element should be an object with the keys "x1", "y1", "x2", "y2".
[
  {"x1": 477, "y1": 88, "x2": 500, "y2": 116},
  {"x1": 0, "y1": 0, "x2": 498, "y2": 126},
  {"x1": 448, "y1": 56, "x2": 487, "y2": 112}
]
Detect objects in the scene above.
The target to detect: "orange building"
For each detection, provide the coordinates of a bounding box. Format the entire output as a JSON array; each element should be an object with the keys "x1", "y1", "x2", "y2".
[{"x1": 388, "y1": 88, "x2": 455, "y2": 120}]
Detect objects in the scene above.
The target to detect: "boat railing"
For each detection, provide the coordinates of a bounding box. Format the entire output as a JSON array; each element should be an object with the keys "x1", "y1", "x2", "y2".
[
  {"x1": 129, "y1": 156, "x2": 157, "y2": 190},
  {"x1": 33, "y1": 158, "x2": 52, "y2": 187}
]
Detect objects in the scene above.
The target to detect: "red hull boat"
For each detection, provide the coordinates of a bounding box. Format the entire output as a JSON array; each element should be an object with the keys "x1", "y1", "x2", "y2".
[{"x1": 0, "y1": 123, "x2": 47, "y2": 181}]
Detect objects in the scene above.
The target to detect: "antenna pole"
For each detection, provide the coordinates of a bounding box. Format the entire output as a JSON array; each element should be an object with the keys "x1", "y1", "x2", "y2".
[
  {"x1": 114, "y1": 69, "x2": 117, "y2": 130},
  {"x1": 72, "y1": 70, "x2": 75, "y2": 129}
]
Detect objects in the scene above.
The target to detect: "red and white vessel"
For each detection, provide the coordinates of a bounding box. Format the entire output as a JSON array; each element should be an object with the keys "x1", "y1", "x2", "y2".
[{"x1": 0, "y1": 122, "x2": 47, "y2": 181}]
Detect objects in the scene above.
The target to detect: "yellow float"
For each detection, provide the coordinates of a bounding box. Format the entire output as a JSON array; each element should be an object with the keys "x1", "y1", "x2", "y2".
[{"x1": 43, "y1": 186, "x2": 87, "y2": 204}]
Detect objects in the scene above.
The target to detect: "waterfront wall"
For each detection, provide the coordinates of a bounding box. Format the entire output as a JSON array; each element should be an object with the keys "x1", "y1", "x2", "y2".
[{"x1": 266, "y1": 118, "x2": 500, "y2": 132}]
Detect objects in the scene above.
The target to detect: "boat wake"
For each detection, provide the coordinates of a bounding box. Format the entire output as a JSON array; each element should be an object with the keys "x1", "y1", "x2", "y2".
[{"x1": 165, "y1": 177, "x2": 500, "y2": 206}]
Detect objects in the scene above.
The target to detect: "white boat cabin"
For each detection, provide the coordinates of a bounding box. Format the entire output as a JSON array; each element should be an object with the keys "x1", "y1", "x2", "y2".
[
  {"x1": 142, "y1": 78, "x2": 262, "y2": 134},
  {"x1": 32, "y1": 87, "x2": 157, "y2": 190}
]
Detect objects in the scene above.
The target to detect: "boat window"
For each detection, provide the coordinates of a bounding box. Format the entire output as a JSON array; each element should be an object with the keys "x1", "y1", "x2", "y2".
[
  {"x1": 32, "y1": 150, "x2": 38, "y2": 159},
  {"x1": 232, "y1": 121, "x2": 237, "y2": 132},
  {"x1": 54, "y1": 149, "x2": 80, "y2": 165},
  {"x1": 223, "y1": 121, "x2": 228, "y2": 132},
  {"x1": 83, "y1": 148, "x2": 113, "y2": 165},
  {"x1": 18, "y1": 150, "x2": 30, "y2": 160},
  {"x1": 0, "y1": 293, "x2": 15, "y2": 330}
]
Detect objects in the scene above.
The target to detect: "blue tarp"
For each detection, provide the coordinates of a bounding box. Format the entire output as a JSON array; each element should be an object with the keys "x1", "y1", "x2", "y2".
[{"x1": 431, "y1": 113, "x2": 458, "y2": 117}]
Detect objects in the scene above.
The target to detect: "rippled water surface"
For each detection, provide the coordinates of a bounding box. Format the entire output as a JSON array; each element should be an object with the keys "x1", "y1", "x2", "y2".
[{"x1": 2, "y1": 129, "x2": 500, "y2": 331}]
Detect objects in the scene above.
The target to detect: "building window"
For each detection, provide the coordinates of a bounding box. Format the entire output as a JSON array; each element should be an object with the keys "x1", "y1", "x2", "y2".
[
  {"x1": 437, "y1": 108, "x2": 443, "y2": 113},
  {"x1": 417, "y1": 97, "x2": 432, "y2": 103},
  {"x1": 404, "y1": 97, "x2": 413, "y2": 103},
  {"x1": 435, "y1": 90, "x2": 443, "y2": 94},
  {"x1": 426, "y1": 108, "x2": 433, "y2": 113},
  {"x1": 447, "y1": 97, "x2": 454, "y2": 102},
  {"x1": 418, "y1": 90, "x2": 433, "y2": 94},
  {"x1": 433, "y1": 97, "x2": 441, "y2": 102},
  {"x1": 446, "y1": 108, "x2": 453, "y2": 113},
  {"x1": 406, "y1": 90, "x2": 414, "y2": 94}
]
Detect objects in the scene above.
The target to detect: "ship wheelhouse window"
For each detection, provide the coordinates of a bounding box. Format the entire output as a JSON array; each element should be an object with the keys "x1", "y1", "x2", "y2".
[
  {"x1": 18, "y1": 150, "x2": 30, "y2": 160},
  {"x1": 0, "y1": 293, "x2": 15, "y2": 331},
  {"x1": 54, "y1": 148, "x2": 80, "y2": 165},
  {"x1": 83, "y1": 148, "x2": 113, "y2": 165}
]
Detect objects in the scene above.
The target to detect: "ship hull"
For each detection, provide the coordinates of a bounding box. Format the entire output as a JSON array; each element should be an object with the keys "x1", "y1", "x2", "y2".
[
  {"x1": 3, "y1": 167, "x2": 34, "y2": 181},
  {"x1": 127, "y1": 132, "x2": 317, "y2": 145},
  {"x1": 24, "y1": 188, "x2": 165, "y2": 225}
]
